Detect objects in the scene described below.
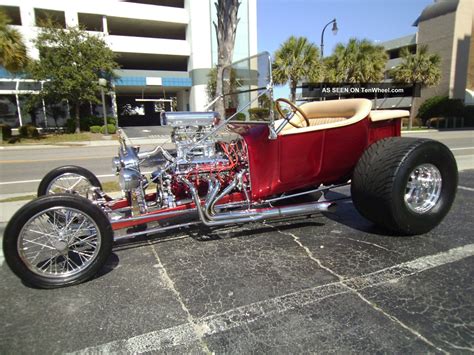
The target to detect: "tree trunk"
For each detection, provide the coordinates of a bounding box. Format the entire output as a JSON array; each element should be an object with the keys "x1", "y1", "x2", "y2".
[
  {"x1": 74, "y1": 102, "x2": 81, "y2": 134},
  {"x1": 214, "y1": 0, "x2": 240, "y2": 118},
  {"x1": 290, "y1": 81, "x2": 297, "y2": 103},
  {"x1": 215, "y1": 64, "x2": 225, "y2": 117},
  {"x1": 409, "y1": 95, "x2": 416, "y2": 130}
]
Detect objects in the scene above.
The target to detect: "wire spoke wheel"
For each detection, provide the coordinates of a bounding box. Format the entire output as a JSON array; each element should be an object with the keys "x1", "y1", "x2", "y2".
[
  {"x1": 38, "y1": 166, "x2": 102, "y2": 198},
  {"x1": 46, "y1": 173, "x2": 93, "y2": 196},
  {"x1": 18, "y1": 207, "x2": 102, "y2": 278},
  {"x1": 4, "y1": 195, "x2": 113, "y2": 288},
  {"x1": 404, "y1": 164, "x2": 442, "y2": 214}
]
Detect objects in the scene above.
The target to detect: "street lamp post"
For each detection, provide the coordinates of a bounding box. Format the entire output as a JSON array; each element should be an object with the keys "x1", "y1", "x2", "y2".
[
  {"x1": 320, "y1": 18, "x2": 338, "y2": 59},
  {"x1": 319, "y1": 18, "x2": 338, "y2": 100},
  {"x1": 98, "y1": 78, "x2": 108, "y2": 135}
]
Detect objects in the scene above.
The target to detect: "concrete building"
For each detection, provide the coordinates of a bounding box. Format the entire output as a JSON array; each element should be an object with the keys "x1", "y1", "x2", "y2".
[
  {"x1": 0, "y1": 0, "x2": 257, "y2": 128},
  {"x1": 379, "y1": 0, "x2": 473, "y2": 110},
  {"x1": 415, "y1": 0, "x2": 473, "y2": 106}
]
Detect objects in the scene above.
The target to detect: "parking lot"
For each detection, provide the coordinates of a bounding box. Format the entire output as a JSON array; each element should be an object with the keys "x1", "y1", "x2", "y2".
[{"x1": 0, "y1": 169, "x2": 472, "y2": 353}]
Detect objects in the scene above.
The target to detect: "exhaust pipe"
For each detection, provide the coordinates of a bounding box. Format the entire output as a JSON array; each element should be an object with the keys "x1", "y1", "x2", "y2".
[{"x1": 181, "y1": 178, "x2": 336, "y2": 227}]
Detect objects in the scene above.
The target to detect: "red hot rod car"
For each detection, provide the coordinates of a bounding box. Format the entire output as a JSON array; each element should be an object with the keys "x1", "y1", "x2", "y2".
[{"x1": 3, "y1": 53, "x2": 458, "y2": 288}]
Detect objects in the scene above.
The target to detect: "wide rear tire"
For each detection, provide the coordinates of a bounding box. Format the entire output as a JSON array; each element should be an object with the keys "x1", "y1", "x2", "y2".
[
  {"x1": 351, "y1": 137, "x2": 457, "y2": 235},
  {"x1": 3, "y1": 194, "x2": 113, "y2": 288}
]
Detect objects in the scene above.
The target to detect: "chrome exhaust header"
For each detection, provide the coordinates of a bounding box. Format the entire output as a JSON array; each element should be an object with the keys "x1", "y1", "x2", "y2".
[{"x1": 181, "y1": 177, "x2": 336, "y2": 227}]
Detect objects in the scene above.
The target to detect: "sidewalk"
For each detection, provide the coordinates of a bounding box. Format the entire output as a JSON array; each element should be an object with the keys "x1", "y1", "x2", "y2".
[
  {"x1": 0, "y1": 200, "x2": 28, "y2": 223},
  {"x1": 0, "y1": 137, "x2": 170, "y2": 150}
]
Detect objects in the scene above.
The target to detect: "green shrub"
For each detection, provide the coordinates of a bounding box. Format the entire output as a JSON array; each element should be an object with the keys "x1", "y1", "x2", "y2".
[
  {"x1": 464, "y1": 105, "x2": 474, "y2": 127},
  {"x1": 417, "y1": 96, "x2": 464, "y2": 124},
  {"x1": 65, "y1": 118, "x2": 89, "y2": 132},
  {"x1": 233, "y1": 112, "x2": 246, "y2": 121},
  {"x1": 19, "y1": 125, "x2": 39, "y2": 138},
  {"x1": 248, "y1": 107, "x2": 270, "y2": 120},
  {"x1": 100, "y1": 124, "x2": 116, "y2": 134},
  {"x1": 65, "y1": 116, "x2": 116, "y2": 133},
  {"x1": 0, "y1": 124, "x2": 12, "y2": 140},
  {"x1": 65, "y1": 118, "x2": 75, "y2": 133},
  {"x1": 90, "y1": 125, "x2": 102, "y2": 133}
]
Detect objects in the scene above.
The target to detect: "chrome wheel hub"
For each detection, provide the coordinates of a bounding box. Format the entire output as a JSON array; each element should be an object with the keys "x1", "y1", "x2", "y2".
[
  {"x1": 18, "y1": 207, "x2": 101, "y2": 278},
  {"x1": 404, "y1": 164, "x2": 442, "y2": 214}
]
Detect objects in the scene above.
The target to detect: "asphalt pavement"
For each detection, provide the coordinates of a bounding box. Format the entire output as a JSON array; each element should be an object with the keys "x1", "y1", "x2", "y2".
[
  {"x1": 0, "y1": 128, "x2": 473, "y2": 353},
  {"x1": 0, "y1": 169, "x2": 473, "y2": 353}
]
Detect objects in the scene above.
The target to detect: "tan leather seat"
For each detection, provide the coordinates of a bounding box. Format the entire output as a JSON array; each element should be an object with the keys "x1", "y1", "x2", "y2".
[
  {"x1": 280, "y1": 99, "x2": 372, "y2": 135},
  {"x1": 369, "y1": 110, "x2": 409, "y2": 122}
]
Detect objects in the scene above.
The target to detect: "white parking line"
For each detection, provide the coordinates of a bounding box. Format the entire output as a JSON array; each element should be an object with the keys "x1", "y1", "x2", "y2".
[
  {"x1": 450, "y1": 147, "x2": 474, "y2": 151},
  {"x1": 459, "y1": 185, "x2": 474, "y2": 192},
  {"x1": 0, "y1": 179, "x2": 41, "y2": 185},
  {"x1": 70, "y1": 243, "x2": 474, "y2": 354}
]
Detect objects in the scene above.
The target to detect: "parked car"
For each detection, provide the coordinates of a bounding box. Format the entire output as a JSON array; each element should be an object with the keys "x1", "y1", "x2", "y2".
[{"x1": 3, "y1": 53, "x2": 458, "y2": 288}]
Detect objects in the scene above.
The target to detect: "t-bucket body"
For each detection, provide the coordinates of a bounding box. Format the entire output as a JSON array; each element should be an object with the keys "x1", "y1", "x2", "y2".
[
  {"x1": 3, "y1": 52, "x2": 457, "y2": 289},
  {"x1": 229, "y1": 116, "x2": 400, "y2": 200}
]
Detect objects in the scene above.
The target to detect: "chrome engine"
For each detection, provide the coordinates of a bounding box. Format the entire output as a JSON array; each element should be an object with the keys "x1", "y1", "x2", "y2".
[
  {"x1": 112, "y1": 111, "x2": 248, "y2": 216},
  {"x1": 164, "y1": 111, "x2": 229, "y2": 173}
]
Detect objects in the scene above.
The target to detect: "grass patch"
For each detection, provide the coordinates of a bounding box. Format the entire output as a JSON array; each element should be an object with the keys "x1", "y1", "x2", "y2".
[
  {"x1": 402, "y1": 126, "x2": 430, "y2": 131},
  {"x1": 2, "y1": 132, "x2": 118, "y2": 145},
  {"x1": 0, "y1": 194, "x2": 37, "y2": 203},
  {"x1": 0, "y1": 181, "x2": 121, "y2": 203},
  {"x1": 101, "y1": 181, "x2": 121, "y2": 193}
]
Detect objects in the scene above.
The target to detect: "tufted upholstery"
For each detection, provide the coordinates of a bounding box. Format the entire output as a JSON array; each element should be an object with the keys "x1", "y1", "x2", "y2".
[{"x1": 279, "y1": 99, "x2": 372, "y2": 135}]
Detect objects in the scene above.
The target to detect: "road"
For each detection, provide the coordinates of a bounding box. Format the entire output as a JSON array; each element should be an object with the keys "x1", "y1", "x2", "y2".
[
  {"x1": 0, "y1": 129, "x2": 472, "y2": 196},
  {"x1": 0, "y1": 170, "x2": 472, "y2": 353}
]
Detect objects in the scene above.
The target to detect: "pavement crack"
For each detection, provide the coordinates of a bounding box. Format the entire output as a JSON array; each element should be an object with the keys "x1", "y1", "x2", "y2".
[
  {"x1": 441, "y1": 340, "x2": 474, "y2": 352},
  {"x1": 262, "y1": 222, "x2": 342, "y2": 281},
  {"x1": 264, "y1": 222, "x2": 449, "y2": 354},
  {"x1": 345, "y1": 237, "x2": 397, "y2": 253},
  {"x1": 147, "y1": 241, "x2": 211, "y2": 354}
]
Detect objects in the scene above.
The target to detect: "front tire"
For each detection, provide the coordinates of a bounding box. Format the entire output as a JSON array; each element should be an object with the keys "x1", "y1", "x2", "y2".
[
  {"x1": 351, "y1": 137, "x2": 457, "y2": 235},
  {"x1": 3, "y1": 194, "x2": 113, "y2": 288},
  {"x1": 37, "y1": 165, "x2": 102, "y2": 197}
]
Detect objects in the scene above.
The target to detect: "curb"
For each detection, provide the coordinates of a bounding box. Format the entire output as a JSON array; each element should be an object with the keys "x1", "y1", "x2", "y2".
[{"x1": 0, "y1": 137, "x2": 170, "y2": 150}]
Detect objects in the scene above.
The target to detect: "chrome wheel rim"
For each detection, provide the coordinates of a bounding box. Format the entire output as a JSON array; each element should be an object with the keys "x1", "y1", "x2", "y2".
[
  {"x1": 46, "y1": 173, "x2": 93, "y2": 196},
  {"x1": 404, "y1": 164, "x2": 442, "y2": 214},
  {"x1": 18, "y1": 207, "x2": 101, "y2": 278}
]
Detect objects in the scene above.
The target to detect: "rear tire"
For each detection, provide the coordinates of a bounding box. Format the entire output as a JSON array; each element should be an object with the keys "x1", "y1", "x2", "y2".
[
  {"x1": 351, "y1": 137, "x2": 457, "y2": 235},
  {"x1": 3, "y1": 194, "x2": 113, "y2": 288},
  {"x1": 37, "y1": 165, "x2": 102, "y2": 197}
]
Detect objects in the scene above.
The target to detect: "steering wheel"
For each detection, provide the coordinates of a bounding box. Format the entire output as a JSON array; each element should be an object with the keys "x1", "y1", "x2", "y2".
[{"x1": 275, "y1": 98, "x2": 310, "y2": 128}]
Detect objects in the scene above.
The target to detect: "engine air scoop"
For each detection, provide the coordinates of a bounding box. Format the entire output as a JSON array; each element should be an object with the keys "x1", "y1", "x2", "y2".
[{"x1": 161, "y1": 111, "x2": 221, "y2": 127}]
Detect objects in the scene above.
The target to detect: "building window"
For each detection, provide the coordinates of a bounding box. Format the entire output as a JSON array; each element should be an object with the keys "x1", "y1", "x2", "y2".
[
  {"x1": 122, "y1": 0, "x2": 184, "y2": 8},
  {"x1": 35, "y1": 9, "x2": 66, "y2": 28},
  {"x1": 0, "y1": 95, "x2": 19, "y2": 127},
  {"x1": 78, "y1": 13, "x2": 103, "y2": 32},
  {"x1": 107, "y1": 16, "x2": 186, "y2": 40},
  {"x1": 407, "y1": 45, "x2": 417, "y2": 54},
  {"x1": 116, "y1": 52, "x2": 188, "y2": 71},
  {"x1": 0, "y1": 6, "x2": 21, "y2": 25}
]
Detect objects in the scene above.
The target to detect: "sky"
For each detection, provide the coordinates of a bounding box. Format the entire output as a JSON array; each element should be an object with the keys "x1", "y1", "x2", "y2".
[{"x1": 257, "y1": 0, "x2": 433, "y2": 98}]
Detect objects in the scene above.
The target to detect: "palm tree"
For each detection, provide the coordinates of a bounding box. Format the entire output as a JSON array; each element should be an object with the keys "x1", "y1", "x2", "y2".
[
  {"x1": 0, "y1": 10, "x2": 28, "y2": 72},
  {"x1": 273, "y1": 36, "x2": 321, "y2": 103},
  {"x1": 324, "y1": 38, "x2": 387, "y2": 83},
  {"x1": 389, "y1": 45, "x2": 441, "y2": 129},
  {"x1": 214, "y1": 0, "x2": 240, "y2": 117}
]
